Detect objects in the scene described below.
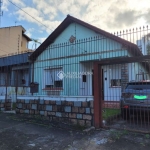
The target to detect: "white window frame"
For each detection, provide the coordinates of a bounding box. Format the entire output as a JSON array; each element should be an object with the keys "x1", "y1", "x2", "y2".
[{"x1": 43, "y1": 67, "x2": 63, "y2": 90}]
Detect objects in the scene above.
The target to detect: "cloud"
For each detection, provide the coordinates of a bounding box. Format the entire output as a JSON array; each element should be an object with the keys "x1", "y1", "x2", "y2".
[
  {"x1": 3, "y1": 0, "x2": 25, "y2": 11},
  {"x1": 25, "y1": 28, "x2": 34, "y2": 37},
  {"x1": 143, "y1": 9, "x2": 150, "y2": 24},
  {"x1": 39, "y1": 37, "x2": 46, "y2": 43},
  {"x1": 15, "y1": 6, "x2": 61, "y2": 33},
  {"x1": 11, "y1": 0, "x2": 26, "y2": 7},
  {"x1": 114, "y1": 10, "x2": 142, "y2": 28},
  {"x1": 3, "y1": 0, "x2": 150, "y2": 35},
  {"x1": 2, "y1": 0, "x2": 9, "y2": 11}
]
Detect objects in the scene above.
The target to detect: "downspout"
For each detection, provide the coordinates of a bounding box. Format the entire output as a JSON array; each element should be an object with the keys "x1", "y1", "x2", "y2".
[{"x1": 31, "y1": 61, "x2": 34, "y2": 95}]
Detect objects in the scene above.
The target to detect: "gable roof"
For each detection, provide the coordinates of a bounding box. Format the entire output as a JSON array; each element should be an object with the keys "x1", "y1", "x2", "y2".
[{"x1": 29, "y1": 15, "x2": 142, "y2": 60}]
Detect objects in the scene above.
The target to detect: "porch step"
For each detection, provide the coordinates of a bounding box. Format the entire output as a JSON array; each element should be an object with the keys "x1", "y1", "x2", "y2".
[{"x1": 103, "y1": 101, "x2": 120, "y2": 109}]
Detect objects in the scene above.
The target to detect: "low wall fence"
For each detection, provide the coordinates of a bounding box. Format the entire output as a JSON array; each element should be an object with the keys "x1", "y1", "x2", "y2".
[{"x1": 16, "y1": 99, "x2": 94, "y2": 127}]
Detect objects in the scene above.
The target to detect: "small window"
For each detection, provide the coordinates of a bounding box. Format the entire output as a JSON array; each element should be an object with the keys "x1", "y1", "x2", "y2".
[
  {"x1": 82, "y1": 75, "x2": 86, "y2": 82},
  {"x1": 111, "y1": 79, "x2": 121, "y2": 87}
]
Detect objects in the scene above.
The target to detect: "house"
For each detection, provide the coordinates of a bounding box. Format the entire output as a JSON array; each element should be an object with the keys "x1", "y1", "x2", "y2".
[
  {"x1": 0, "y1": 26, "x2": 32, "y2": 56},
  {"x1": 16, "y1": 15, "x2": 150, "y2": 127},
  {"x1": 29, "y1": 15, "x2": 149, "y2": 100}
]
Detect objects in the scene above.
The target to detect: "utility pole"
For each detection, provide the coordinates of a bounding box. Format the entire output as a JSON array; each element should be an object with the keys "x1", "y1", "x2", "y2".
[{"x1": 0, "y1": 0, "x2": 3, "y2": 27}]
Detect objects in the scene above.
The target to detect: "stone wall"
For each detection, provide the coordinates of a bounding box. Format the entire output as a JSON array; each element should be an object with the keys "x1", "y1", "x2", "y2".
[
  {"x1": 0, "y1": 99, "x2": 11, "y2": 111},
  {"x1": 16, "y1": 99, "x2": 94, "y2": 127}
]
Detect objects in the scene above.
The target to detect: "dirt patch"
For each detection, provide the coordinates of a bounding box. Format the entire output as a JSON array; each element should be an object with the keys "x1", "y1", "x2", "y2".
[{"x1": 0, "y1": 113, "x2": 150, "y2": 150}]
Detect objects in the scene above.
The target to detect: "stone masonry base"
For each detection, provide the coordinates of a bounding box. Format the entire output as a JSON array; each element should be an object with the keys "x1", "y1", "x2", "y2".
[
  {"x1": 0, "y1": 99, "x2": 11, "y2": 111},
  {"x1": 16, "y1": 99, "x2": 94, "y2": 127}
]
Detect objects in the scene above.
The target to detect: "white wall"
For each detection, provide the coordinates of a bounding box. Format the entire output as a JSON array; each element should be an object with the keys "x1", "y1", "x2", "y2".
[
  {"x1": 103, "y1": 65, "x2": 121, "y2": 101},
  {"x1": 79, "y1": 62, "x2": 93, "y2": 96}
]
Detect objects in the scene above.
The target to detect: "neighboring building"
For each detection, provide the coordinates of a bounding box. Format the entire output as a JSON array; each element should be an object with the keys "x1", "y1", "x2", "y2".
[
  {"x1": 137, "y1": 33, "x2": 150, "y2": 55},
  {"x1": 0, "y1": 52, "x2": 32, "y2": 103},
  {"x1": 0, "y1": 26, "x2": 33, "y2": 104},
  {"x1": 0, "y1": 26, "x2": 32, "y2": 56}
]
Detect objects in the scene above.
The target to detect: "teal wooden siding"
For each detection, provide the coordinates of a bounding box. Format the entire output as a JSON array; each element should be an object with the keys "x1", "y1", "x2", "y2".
[{"x1": 33, "y1": 23, "x2": 128, "y2": 96}]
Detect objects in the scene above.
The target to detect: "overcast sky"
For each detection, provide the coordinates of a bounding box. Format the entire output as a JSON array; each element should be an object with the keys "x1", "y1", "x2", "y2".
[{"x1": 2, "y1": 0, "x2": 150, "y2": 49}]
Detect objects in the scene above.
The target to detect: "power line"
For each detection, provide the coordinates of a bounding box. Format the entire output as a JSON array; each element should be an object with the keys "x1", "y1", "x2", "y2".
[
  {"x1": 7, "y1": 0, "x2": 52, "y2": 32},
  {"x1": 7, "y1": 0, "x2": 92, "y2": 53}
]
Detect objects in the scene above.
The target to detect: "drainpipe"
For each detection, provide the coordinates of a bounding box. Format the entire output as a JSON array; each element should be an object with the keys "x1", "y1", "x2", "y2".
[{"x1": 31, "y1": 61, "x2": 34, "y2": 95}]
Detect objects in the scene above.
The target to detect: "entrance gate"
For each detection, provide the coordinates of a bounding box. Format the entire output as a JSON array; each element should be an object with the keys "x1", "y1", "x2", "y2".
[{"x1": 94, "y1": 55, "x2": 150, "y2": 132}]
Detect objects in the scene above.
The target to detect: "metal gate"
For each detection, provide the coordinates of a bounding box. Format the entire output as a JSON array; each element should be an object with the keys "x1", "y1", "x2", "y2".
[{"x1": 94, "y1": 56, "x2": 150, "y2": 133}]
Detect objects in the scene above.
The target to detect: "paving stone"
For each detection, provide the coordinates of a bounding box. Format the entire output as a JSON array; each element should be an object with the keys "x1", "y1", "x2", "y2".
[
  {"x1": 18, "y1": 103, "x2": 22, "y2": 109},
  {"x1": 56, "y1": 112, "x2": 62, "y2": 117},
  {"x1": 40, "y1": 100, "x2": 44, "y2": 104},
  {"x1": 86, "y1": 108, "x2": 91, "y2": 114},
  {"x1": 0, "y1": 108, "x2": 5, "y2": 111},
  {"x1": 34, "y1": 110, "x2": 40, "y2": 115},
  {"x1": 46, "y1": 105, "x2": 52, "y2": 111},
  {"x1": 24, "y1": 110, "x2": 29, "y2": 114},
  {"x1": 74, "y1": 101, "x2": 81, "y2": 107},
  {"x1": 78, "y1": 120, "x2": 85, "y2": 126},
  {"x1": 82, "y1": 101, "x2": 88, "y2": 107},
  {"x1": 52, "y1": 106, "x2": 57, "y2": 111},
  {"x1": 78, "y1": 108, "x2": 85, "y2": 113},
  {"x1": 25, "y1": 100, "x2": 30, "y2": 104},
  {"x1": 64, "y1": 106, "x2": 71, "y2": 112},
  {"x1": 30, "y1": 110, "x2": 35, "y2": 115},
  {"x1": 32, "y1": 104, "x2": 37, "y2": 110},
  {"x1": 72, "y1": 107, "x2": 78, "y2": 113},
  {"x1": 90, "y1": 101, "x2": 93, "y2": 108},
  {"x1": 47, "y1": 112, "x2": 56, "y2": 116},
  {"x1": 49, "y1": 100, "x2": 56, "y2": 105},
  {"x1": 77, "y1": 114, "x2": 82, "y2": 119},
  {"x1": 62, "y1": 113, "x2": 68, "y2": 117},
  {"x1": 0, "y1": 103, "x2": 4, "y2": 107},
  {"x1": 70, "y1": 119, "x2": 77, "y2": 125},
  {"x1": 45, "y1": 100, "x2": 50, "y2": 104},
  {"x1": 20, "y1": 100, "x2": 25, "y2": 103},
  {"x1": 20, "y1": 109, "x2": 24, "y2": 113},
  {"x1": 69, "y1": 113, "x2": 76, "y2": 118},
  {"x1": 83, "y1": 114, "x2": 92, "y2": 120},
  {"x1": 40, "y1": 111, "x2": 45, "y2": 115},
  {"x1": 56, "y1": 101, "x2": 61, "y2": 105},
  {"x1": 85, "y1": 120, "x2": 92, "y2": 127}
]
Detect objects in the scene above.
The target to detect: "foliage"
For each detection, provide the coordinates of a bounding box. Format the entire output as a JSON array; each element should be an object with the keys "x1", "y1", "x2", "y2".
[{"x1": 102, "y1": 108, "x2": 120, "y2": 120}]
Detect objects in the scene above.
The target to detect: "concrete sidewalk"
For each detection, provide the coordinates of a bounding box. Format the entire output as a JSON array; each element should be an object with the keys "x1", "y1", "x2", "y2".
[{"x1": 0, "y1": 112, "x2": 150, "y2": 150}]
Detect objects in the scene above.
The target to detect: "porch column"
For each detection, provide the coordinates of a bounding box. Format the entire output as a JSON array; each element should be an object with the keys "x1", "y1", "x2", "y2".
[{"x1": 94, "y1": 62, "x2": 102, "y2": 128}]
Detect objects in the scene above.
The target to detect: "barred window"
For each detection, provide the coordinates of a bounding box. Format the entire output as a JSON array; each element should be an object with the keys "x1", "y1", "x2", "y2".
[{"x1": 43, "y1": 68, "x2": 63, "y2": 89}]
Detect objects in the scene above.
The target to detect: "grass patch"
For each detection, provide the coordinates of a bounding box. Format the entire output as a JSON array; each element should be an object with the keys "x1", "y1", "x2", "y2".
[
  {"x1": 103, "y1": 108, "x2": 121, "y2": 120},
  {"x1": 12, "y1": 103, "x2": 16, "y2": 110}
]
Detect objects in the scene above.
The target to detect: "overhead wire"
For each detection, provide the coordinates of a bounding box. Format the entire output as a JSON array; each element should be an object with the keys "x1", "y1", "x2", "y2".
[{"x1": 7, "y1": 0, "x2": 88, "y2": 53}]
